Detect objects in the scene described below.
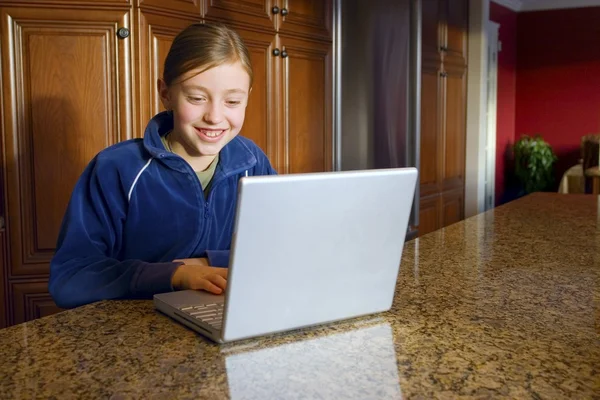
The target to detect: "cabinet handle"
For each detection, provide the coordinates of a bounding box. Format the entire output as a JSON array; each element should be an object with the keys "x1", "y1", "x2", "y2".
[
  {"x1": 273, "y1": 48, "x2": 280, "y2": 56},
  {"x1": 117, "y1": 27, "x2": 130, "y2": 39},
  {"x1": 281, "y1": 49, "x2": 288, "y2": 58},
  {"x1": 440, "y1": 71, "x2": 447, "y2": 77},
  {"x1": 440, "y1": 45, "x2": 448, "y2": 52},
  {"x1": 281, "y1": 8, "x2": 289, "y2": 16},
  {"x1": 272, "y1": 6, "x2": 280, "y2": 14}
]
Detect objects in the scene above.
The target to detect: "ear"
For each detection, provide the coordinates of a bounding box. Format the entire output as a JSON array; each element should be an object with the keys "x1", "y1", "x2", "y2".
[{"x1": 157, "y1": 79, "x2": 171, "y2": 110}]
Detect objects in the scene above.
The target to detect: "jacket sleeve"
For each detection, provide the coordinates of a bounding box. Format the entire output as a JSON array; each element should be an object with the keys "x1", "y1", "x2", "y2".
[
  {"x1": 205, "y1": 150, "x2": 278, "y2": 268},
  {"x1": 49, "y1": 157, "x2": 180, "y2": 309}
]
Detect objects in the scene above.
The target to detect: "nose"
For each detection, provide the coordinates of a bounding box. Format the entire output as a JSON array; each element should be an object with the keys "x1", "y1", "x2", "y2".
[{"x1": 203, "y1": 101, "x2": 224, "y2": 125}]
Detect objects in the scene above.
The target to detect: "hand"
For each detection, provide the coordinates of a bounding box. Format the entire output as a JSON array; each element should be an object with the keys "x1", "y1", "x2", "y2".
[{"x1": 171, "y1": 258, "x2": 228, "y2": 295}]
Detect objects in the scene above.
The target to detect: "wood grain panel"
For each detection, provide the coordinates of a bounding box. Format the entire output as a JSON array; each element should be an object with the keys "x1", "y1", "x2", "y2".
[
  {"x1": 280, "y1": 36, "x2": 332, "y2": 174},
  {"x1": 278, "y1": 0, "x2": 330, "y2": 41},
  {"x1": 444, "y1": 0, "x2": 468, "y2": 59},
  {"x1": 235, "y1": 28, "x2": 278, "y2": 169},
  {"x1": 138, "y1": 0, "x2": 201, "y2": 17},
  {"x1": 0, "y1": 0, "x2": 130, "y2": 7},
  {"x1": 419, "y1": 65, "x2": 441, "y2": 195},
  {"x1": 204, "y1": 0, "x2": 276, "y2": 31},
  {"x1": 136, "y1": 10, "x2": 197, "y2": 137},
  {"x1": 421, "y1": 0, "x2": 441, "y2": 53},
  {"x1": 419, "y1": 195, "x2": 441, "y2": 236},
  {"x1": 443, "y1": 64, "x2": 466, "y2": 190},
  {"x1": 442, "y1": 188, "x2": 464, "y2": 228},
  {"x1": 419, "y1": 0, "x2": 467, "y2": 235},
  {"x1": 11, "y1": 281, "x2": 63, "y2": 325},
  {"x1": 1, "y1": 8, "x2": 132, "y2": 276},
  {"x1": 0, "y1": 231, "x2": 6, "y2": 329}
]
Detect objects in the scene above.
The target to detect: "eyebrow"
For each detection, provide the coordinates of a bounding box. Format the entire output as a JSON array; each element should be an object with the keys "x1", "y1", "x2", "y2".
[{"x1": 184, "y1": 85, "x2": 247, "y2": 95}]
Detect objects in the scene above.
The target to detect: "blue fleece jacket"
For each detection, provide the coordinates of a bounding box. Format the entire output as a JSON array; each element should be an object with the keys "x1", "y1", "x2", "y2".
[{"x1": 49, "y1": 111, "x2": 276, "y2": 309}]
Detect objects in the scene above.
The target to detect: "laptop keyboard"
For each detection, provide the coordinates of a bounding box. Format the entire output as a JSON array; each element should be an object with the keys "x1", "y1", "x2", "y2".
[{"x1": 179, "y1": 303, "x2": 224, "y2": 330}]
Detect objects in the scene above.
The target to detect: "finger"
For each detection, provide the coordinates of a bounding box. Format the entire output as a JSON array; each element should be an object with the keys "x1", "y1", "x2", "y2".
[
  {"x1": 210, "y1": 267, "x2": 228, "y2": 279},
  {"x1": 198, "y1": 280, "x2": 223, "y2": 295},
  {"x1": 207, "y1": 274, "x2": 228, "y2": 290}
]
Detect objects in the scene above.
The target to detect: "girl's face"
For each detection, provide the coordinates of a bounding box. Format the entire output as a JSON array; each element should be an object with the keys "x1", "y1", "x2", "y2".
[{"x1": 159, "y1": 61, "x2": 251, "y2": 158}]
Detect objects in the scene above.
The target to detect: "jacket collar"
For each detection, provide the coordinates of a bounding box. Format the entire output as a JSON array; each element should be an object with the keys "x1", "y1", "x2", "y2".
[{"x1": 143, "y1": 111, "x2": 257, "y2": 176}]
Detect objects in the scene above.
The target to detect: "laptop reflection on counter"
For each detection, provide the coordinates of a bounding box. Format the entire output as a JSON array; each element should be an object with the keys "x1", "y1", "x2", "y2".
[{"x1": 223, "y1": 322, "x2": 402, "y2": 399}]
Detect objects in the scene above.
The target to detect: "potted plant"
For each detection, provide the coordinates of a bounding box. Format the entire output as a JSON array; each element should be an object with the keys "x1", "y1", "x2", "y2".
[{"x1": 513, "y1": 134, "x2": 558, "y2": 194}]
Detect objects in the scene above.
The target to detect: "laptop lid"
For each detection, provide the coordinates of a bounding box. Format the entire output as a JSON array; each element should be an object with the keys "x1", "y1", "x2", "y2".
[{"x1": 221, "y1": 167, "x2": 417, "y2": 342}]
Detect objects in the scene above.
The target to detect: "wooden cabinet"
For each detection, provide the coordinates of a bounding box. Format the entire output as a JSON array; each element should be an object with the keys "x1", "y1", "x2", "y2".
[
  {"x1": 0, "y1": 230, "x2": 6, "y2": 329},
  {"x1": 0, "y1": 5, "x2": 133, "y2": 325},
  {"x1": 0, "y1": 0, "x2": 333, "y2": 326},
  {"x1": 12, "y1": 281, "x2": 63, "y2": 325},
  {"x1": 136, "y1": 9, "x2": 198, "y2": 136},
  {"x1": 203, "y1": 0, "x2": 332, "y2": 173},
  {"x1": 278, "y1": 0, "x2": 331, "y2": 40},
  {"x1": 139, "y1": 0, "x2": 200, "y2": 16},
  {"x1": 418, "y1": 0, "x2": 467, "y2": 236},
  {"x1": 280, "y1": 36, "x2": 332, "y2": 173},
  {"x1": 204, "y1": 0, "x2": 276, "y2": 31}
]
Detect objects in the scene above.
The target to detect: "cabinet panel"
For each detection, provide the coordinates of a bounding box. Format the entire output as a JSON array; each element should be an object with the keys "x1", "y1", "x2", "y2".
[
  {"x1": 11, "y1": 281, "x2": 63, "y2": 325},
  {"x1": 419, "y1": 64, "x2": 441, "y2": 196},
  {"x1": 442, "y1": 188, "x2": 464, "y2": 228},
  {"x1": 1, "y1": 7, "x2": 133, "y2": 276},
  {"x1": 136, "y1": 10, "x2": 197, "y2": 137},
  {"x1": 419, "y1": 195, "x2": 441, "y2": 236},
  {"x1": 444, "y1": 0, "x2": 468, "y2": 58},
  {"x1": 0, "y1": 0, "x2": 130, "y2": 6},
  {"x1": 278, "y1": 0, "x2": 330, "y2": 41},
  {"x1": 138, "y1": 0, "x2": 201, "y2": 16},
  {"x1": 421, "y1": 0, "x2": 442, "y2": 53},
  {"x1": 280, "y1": 36, "x2": 332, "y2": 173},
  {"x1": 235, "y1": 29, "x2": 279, "y2": 169},
  {"x1": 419, "y1": 0, "x2": 467, "y2": 235},
  {"x1": 204, "y1": 0, "x2": 276, "y2": 31},
  {"x1": 0, "y1": 231, "x2": 6, "y2": 329},
  {"x1": 443, "y1": 65, "x2": 466, "y2": 190}
]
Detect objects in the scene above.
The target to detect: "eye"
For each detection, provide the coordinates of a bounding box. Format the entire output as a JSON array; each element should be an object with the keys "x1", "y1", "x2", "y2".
[
  {"x1": 188, "y1": 96, "x2": 206, "y2": 104},
  {"x1": 226, "y1": 100, "x2": 242, "y2": 106}
]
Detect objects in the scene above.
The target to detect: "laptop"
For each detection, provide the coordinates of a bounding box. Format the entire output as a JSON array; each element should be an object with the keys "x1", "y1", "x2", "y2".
[{"x1": 154, "y1": 167, "x2": 418, "y2": 343}]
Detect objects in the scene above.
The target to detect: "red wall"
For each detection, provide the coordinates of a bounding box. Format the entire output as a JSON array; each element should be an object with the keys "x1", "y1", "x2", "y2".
[
  {"x1": 515, "y1": 7, "x2": 600, "y2": 190},
  {"x1": 490, "y1": 2, "x2": 517, "y2": 204}
]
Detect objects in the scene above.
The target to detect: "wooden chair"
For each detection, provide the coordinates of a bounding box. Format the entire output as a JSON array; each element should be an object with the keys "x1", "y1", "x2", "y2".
[{"x1": 582, "y1": 134, "x2": 600, "y2": 194}]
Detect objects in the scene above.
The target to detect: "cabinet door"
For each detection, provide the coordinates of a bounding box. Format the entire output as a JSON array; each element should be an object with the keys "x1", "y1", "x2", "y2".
[
  {"x1": 279, "y1": 36, "x2": 332, "y2": 173},
  {"x1": 420, "y1": 0, "x2": 443, "y2": 198},
  {"x1": 442, "y1": 188, "x2": 464, "y2": 228},
  {"x1": 278, "y1": 0, "x2": 331, "y2": 41},
  {"x1": 0, "y1": 7, "x2": 133, "y2": 277},
  {"x1": 1, "y1": 0, "x2": 130, "y2": 6},
  {"x1": 0, "y1": 230, "x2": 6, "y2": 328},
  {"x1": 138, "y1": 0, "x2": 201, "y2": 16},
  {"x1": 12, "y1": 281, "x2": 63, "y2": 325},
  {"x1": 440, "y1": 0, "x2": 466, "y2": 223},
  {"x1": 419, "y1": 195, "x2": 441, "y2": 237},
  {"x1": 442, "y1": 62, "x2": 466, "y2": 193},
  {"x1": 204, "y1": 0, "x2": 276, "y2": 32},
  {"x1": 234, "y1": 29, "x2": 279, "y2": 168},
  {"x1": 136, "y1": 10, "x2": 198, "y2": 136},
  {"x1": 442, "y1": 0, "x2": 468, "y2": 59}
]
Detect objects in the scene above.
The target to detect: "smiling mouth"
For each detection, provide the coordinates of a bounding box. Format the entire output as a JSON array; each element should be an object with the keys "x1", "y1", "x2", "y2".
[{"x1": 194, "y1": 127, "x2": 226, "y2": 140}]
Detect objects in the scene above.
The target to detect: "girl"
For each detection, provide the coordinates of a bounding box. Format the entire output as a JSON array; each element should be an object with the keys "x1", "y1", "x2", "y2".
[{"x1": 49, "y1": 23, "x2": 276, "y2": 309}]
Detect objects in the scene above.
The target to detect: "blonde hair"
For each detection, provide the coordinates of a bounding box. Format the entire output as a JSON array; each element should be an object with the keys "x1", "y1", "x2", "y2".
[{"x1": 163, "y1": 23, "x2": 253, "y2": 87}]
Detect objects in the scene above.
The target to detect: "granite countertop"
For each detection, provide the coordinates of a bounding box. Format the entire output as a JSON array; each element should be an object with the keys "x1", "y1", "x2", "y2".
[{"x1": 1, "y1": 193, "x2": 599, "y2": 399}]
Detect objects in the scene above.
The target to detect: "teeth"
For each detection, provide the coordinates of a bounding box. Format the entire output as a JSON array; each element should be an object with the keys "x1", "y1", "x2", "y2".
[{"x1": 199, "y1": 129, "x2": 223, "y2": 138}]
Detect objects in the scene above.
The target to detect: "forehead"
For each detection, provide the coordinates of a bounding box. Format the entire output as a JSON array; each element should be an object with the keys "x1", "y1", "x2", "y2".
[{"x1": 179, "y1": 62, "x2": 250, "y2": 92}]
